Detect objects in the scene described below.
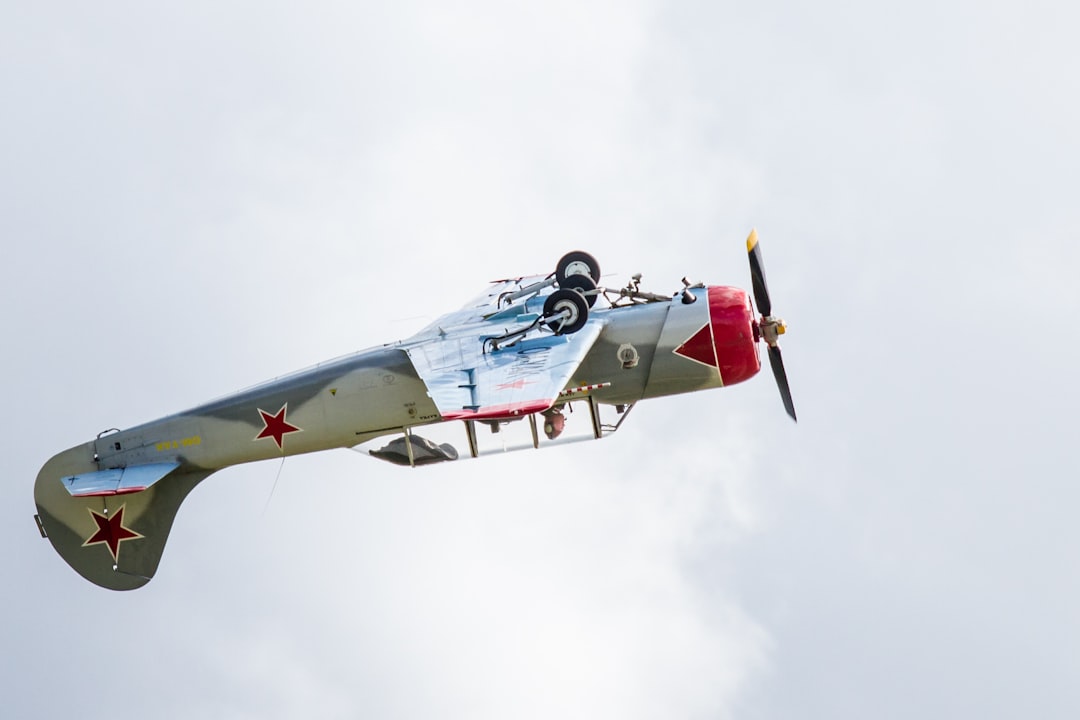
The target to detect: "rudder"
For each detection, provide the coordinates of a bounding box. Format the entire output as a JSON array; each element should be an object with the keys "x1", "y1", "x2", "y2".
[{"x1": 34, "y1": 443, "x2": 213, "y2": 590}]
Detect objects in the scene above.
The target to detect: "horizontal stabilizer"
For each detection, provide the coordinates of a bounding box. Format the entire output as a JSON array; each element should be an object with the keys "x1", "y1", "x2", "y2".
[{"x1": 60, "y1": 462, "x2": 180, "y2": 497}]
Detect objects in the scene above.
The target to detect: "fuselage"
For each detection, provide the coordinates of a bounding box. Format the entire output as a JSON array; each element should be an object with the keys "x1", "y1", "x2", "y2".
[{"x1": 42, "y1": 284, "x2": 760, "y2": 482}]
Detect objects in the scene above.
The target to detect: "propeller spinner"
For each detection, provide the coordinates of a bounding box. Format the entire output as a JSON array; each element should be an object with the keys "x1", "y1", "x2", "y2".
[{"x1": 746, "y1": 229, "x2": 797, "y2": 422}]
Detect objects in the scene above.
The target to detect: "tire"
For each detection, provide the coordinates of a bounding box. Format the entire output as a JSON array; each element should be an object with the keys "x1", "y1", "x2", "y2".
[
  {"x1": 543, "y1": 288, "x2": 589, "y2": 335},
  {"x1": 558, "y1": 273, "x2": 598, "y2": 308},
  {"x1": 555, "y1": 251, "x2": 600, "y2": 284}
]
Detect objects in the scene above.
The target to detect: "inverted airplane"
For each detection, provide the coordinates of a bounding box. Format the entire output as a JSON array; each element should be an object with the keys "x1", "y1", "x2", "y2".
[{"x1": 33, "y1": 231, "x2": 796, "y2": 590}]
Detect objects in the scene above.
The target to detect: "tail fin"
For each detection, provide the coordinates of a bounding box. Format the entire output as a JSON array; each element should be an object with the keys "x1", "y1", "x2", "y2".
[{"x1": 34, "y1": 443, "x2": 213, "y2": 590}]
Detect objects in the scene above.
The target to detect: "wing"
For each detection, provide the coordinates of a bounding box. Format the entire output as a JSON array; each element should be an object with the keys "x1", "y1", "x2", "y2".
[
  {"x1": 413, "y1": 274, "x2": 553, "y2": 336},
  {"x1": 407, "y1": 319, "x2": 605, "y2": 421}
]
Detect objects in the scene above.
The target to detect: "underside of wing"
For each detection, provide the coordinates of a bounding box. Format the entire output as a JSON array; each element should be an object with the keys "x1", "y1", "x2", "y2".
[
  {"x1": 408, "y1": 320, "x2": 605, "y2": 421},
  {"x1": 413, "y1": 274, "x2": 552, "y2": 336}
]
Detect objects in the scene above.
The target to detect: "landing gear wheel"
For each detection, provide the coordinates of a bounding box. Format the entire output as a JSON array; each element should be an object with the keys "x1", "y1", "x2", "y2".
[
  {"x1": 559, "y1": 273, "x2": 598, "y2": 308},
  {"x1": 556, "y1": 251, "x2": 600, "y2": 285},
  {"x1": 544, "y1": 288, "x2": 589, "y2": 335}
]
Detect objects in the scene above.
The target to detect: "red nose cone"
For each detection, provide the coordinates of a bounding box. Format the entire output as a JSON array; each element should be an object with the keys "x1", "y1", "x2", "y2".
[{"x1": 708, "y1": 286, "x2": 761, "y2": 386}]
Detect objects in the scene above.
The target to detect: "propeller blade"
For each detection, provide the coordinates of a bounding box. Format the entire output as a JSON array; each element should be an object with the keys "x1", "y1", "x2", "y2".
[
  {"x1": 746, "y1": 228, "x2": 772, "y2": 317},
  {"x1": 746, "y1": 229, "x2": 796, "y2": 421},
  {"x1": 767, "y1": 345, "x2": 797, "y2": 422}
]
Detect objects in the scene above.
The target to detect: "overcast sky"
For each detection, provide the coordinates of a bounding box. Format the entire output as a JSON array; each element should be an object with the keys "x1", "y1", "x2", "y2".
[{"x1": 4, "y1": 1, "x2": 1078, "y2": 718}]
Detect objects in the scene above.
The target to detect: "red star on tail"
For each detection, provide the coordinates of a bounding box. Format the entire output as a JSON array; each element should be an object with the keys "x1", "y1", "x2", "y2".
[
  {"x1": 254, "y1": 403, "x2": 303, "y2": 450},
  {"x1": 82, "y1": 505, "x2": 143, "y2": 563}
]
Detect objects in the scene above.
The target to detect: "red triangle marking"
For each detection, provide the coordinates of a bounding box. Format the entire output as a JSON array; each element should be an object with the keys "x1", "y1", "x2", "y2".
[{"x1": 673, "y1": 323, "x2": 718, "y2": 369}]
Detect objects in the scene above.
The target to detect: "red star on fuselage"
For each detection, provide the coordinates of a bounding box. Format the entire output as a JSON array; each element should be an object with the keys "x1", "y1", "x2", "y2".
[
  {"x1": 254, "y1": 403, "x2": 303, "y2": 450},
  {"x1": 82, "y1": 504, "x2": 143, "y2": 563}
]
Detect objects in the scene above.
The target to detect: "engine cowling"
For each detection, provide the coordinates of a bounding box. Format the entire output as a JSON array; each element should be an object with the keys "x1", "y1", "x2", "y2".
[
  {"x1": 705, "y1": 285, "x2": 761, "y2": 386},
  {"x1": 668, "y1": 286, "x2": 760, "y2": 385}
]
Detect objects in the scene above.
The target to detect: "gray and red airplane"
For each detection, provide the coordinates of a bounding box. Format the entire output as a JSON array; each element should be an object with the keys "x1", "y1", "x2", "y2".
[{"x1": 34, "y1": 230, "x2": 795, "y2": 590}]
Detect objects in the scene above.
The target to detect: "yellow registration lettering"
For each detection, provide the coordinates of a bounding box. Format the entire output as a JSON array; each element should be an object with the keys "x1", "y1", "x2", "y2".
[{"x1": 157, "y1": 436, "x2": 202, "y2": 451}]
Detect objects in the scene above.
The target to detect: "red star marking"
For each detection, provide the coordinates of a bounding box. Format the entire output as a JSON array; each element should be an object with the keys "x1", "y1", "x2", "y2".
[
  {"x1": 82, "y1": 504, "x2": 143, "y2": 564},
  {"x1": 254, "y1": 403, "x2": 303, "y2": 450},
  {"x1": 495, "y1": 378, "x2": 535, "y2": 391}
]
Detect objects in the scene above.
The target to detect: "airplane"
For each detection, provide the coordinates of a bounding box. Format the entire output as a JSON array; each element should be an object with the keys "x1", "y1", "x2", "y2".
[{"x1": 33, "y1": 230, "x2": 796, "y2": 590}]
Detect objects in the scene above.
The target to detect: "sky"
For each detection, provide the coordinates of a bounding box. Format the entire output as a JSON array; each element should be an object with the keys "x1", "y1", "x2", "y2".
[{"x1": 3, "y1": 1, "x2": 1079, "y2": 717}]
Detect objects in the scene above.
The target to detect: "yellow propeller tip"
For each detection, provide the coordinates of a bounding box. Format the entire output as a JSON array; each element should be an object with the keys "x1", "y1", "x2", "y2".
[{"x1": 746, "y1": 228, "x2": 759, "y2": 252}]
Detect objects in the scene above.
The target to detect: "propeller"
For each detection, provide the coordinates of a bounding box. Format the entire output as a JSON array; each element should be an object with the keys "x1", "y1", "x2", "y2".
[{"x1": 746, "y1": 229, "x2": 797, "y2": 422}]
